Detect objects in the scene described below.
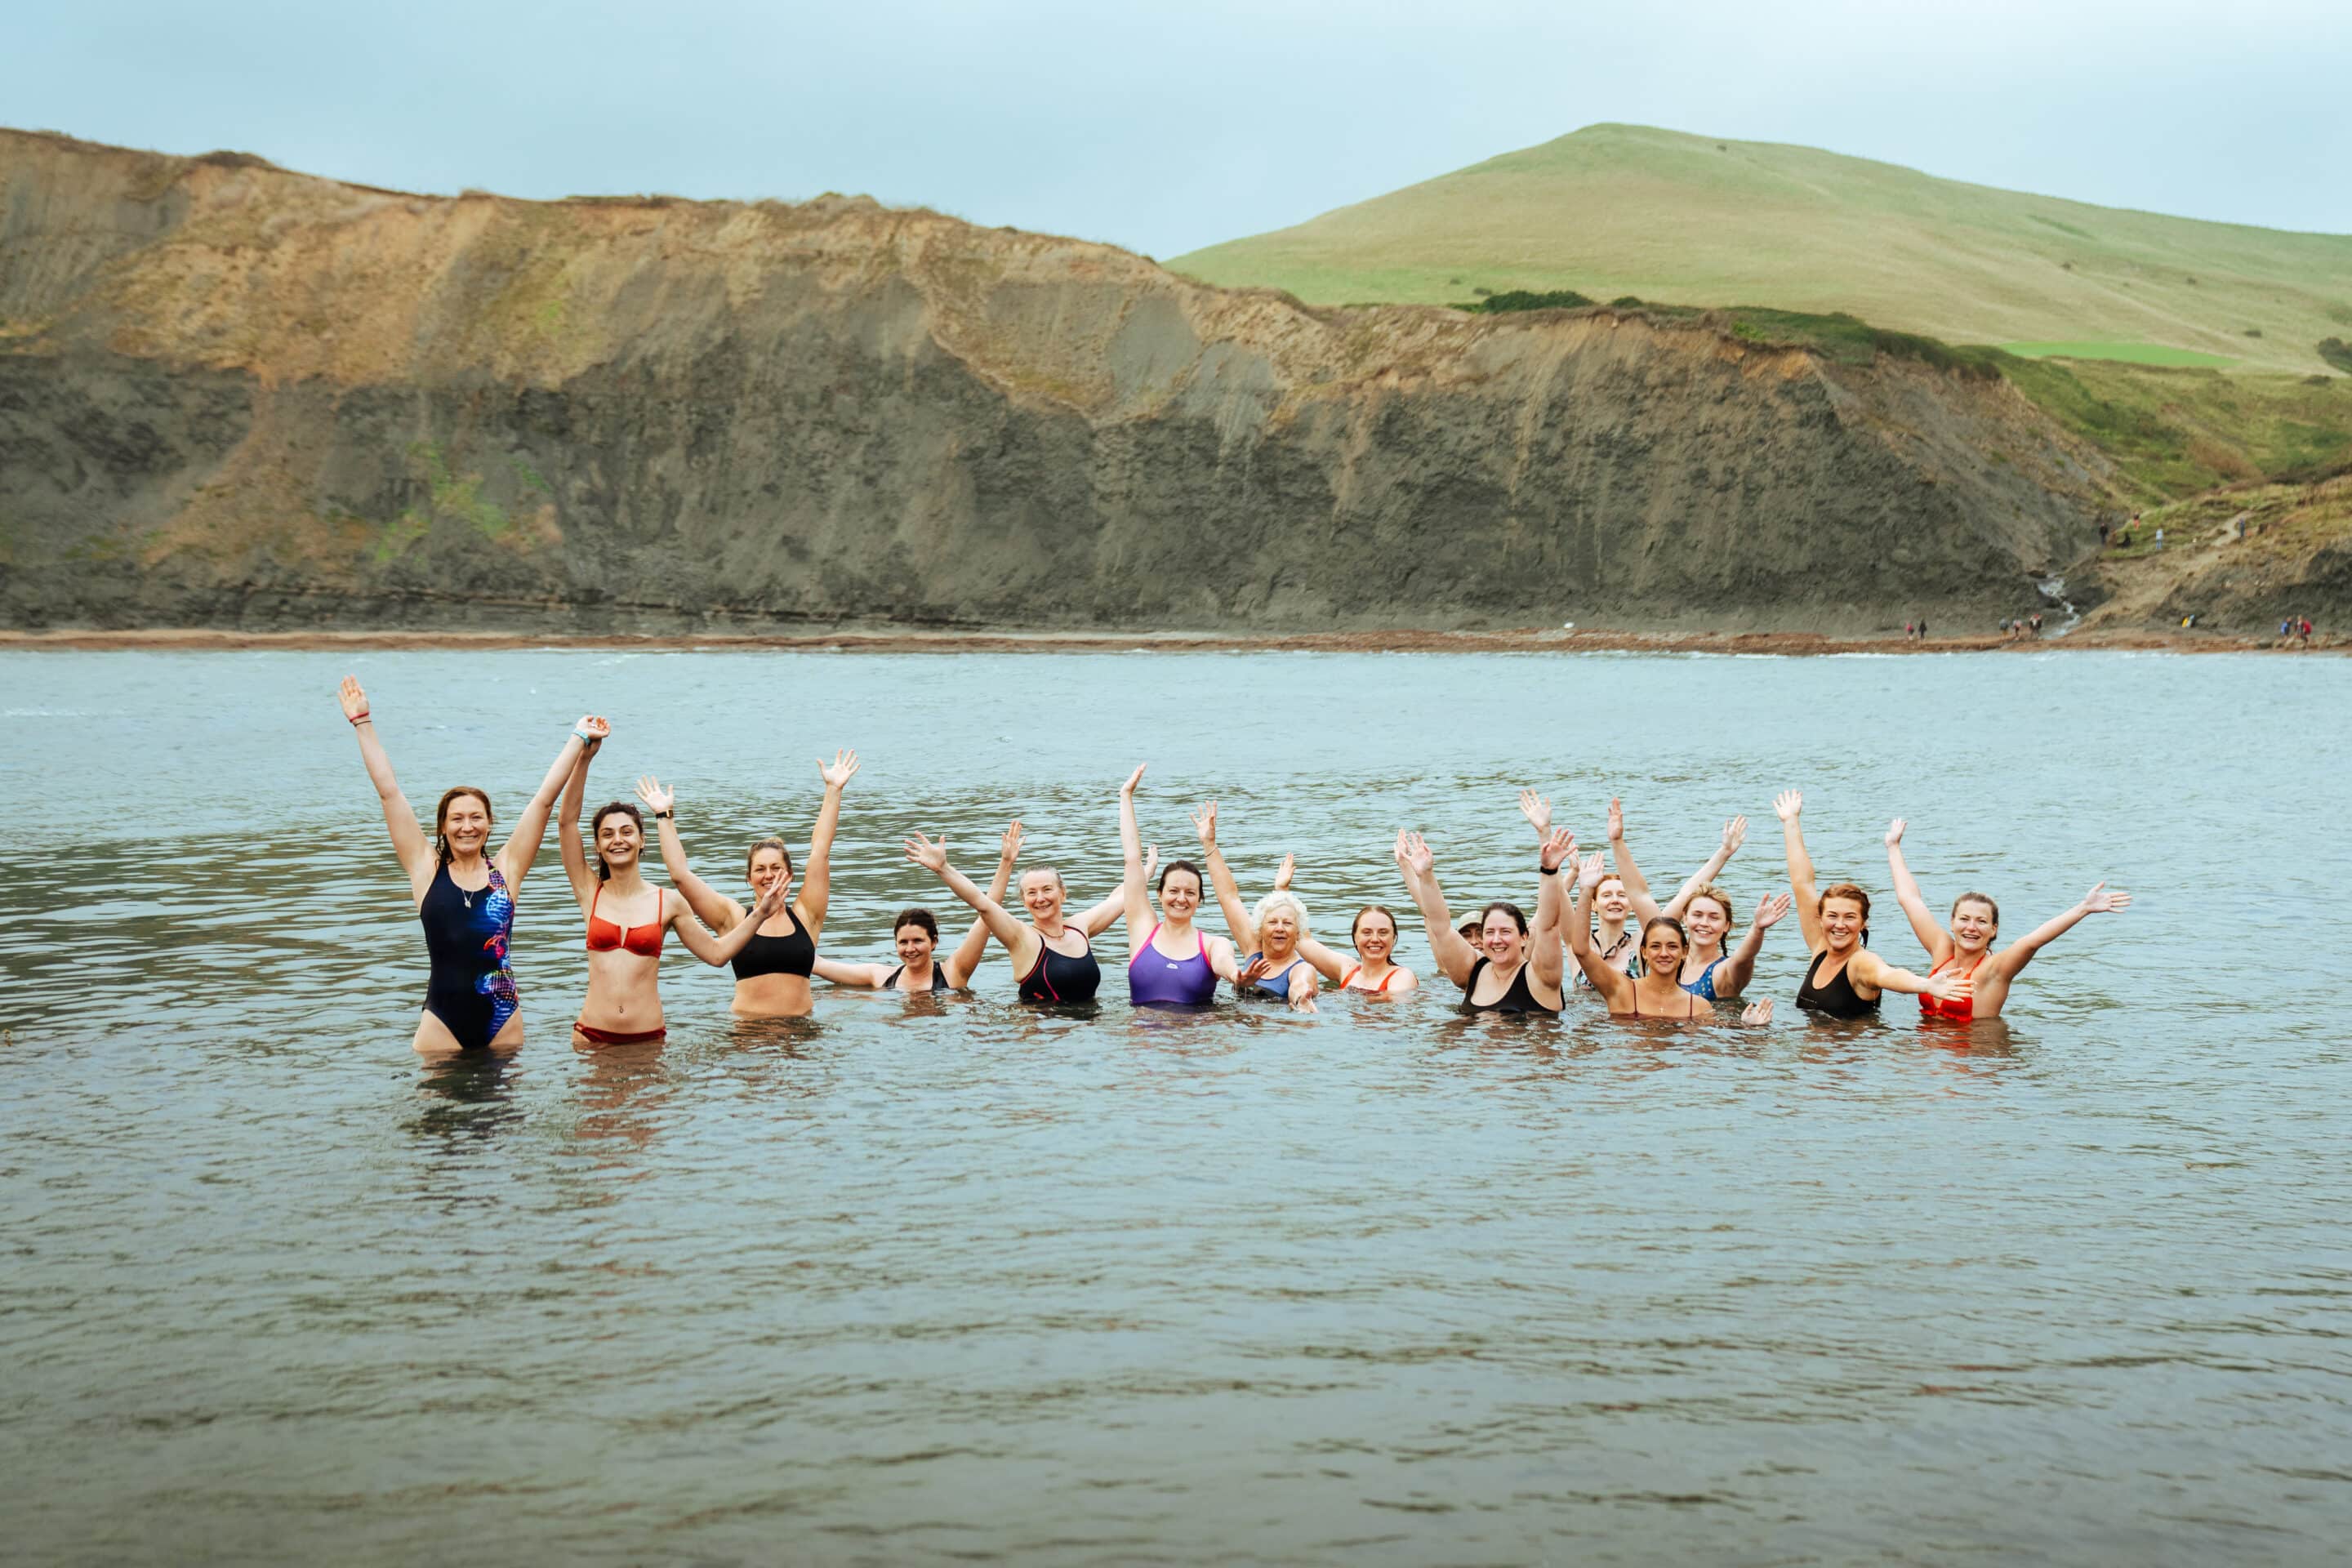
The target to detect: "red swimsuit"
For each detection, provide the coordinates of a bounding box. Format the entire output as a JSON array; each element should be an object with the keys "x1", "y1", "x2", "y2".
[
  {"x1": 1919, "y1": 952, "x2": 1985, "y2": 1021},
  {"x1": 586, "y1": 885, "x2": 665, "y2": 956}
]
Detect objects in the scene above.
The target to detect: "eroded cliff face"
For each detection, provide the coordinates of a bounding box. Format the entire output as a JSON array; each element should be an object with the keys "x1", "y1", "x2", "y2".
[{"x1": 0, "y1": 129, "x2": 2111, "y2": 632}]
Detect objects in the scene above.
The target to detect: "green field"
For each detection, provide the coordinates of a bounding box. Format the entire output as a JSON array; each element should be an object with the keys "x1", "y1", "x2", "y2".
[
  {"x1": 1170, "y1": 124, "x2": 2352, "y2": 377},
  {"x1": 2002, "y1": 341, "x2": 2238, "y2": 367}
]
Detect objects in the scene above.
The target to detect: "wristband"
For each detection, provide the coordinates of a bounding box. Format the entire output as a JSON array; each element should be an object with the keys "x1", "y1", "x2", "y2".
[
  {"x1": 348, "y1": 711, "x2": 372, "y2": 726},
  {"x1": 654, "y1": 810, "x2": 674, "y2": 820},
  {"x1": 572, "y1": 723, "x2": 599, "y2": 742}
]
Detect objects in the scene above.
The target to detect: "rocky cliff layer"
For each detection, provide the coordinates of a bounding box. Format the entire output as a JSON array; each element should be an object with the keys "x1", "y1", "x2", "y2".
[{"x1": 0, "y1": 129, "x2": 2114, "y2": 633}]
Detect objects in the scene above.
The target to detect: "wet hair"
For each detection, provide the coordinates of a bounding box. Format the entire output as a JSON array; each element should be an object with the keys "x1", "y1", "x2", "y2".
[
  {"x1": 1641, "y1": 915, "x2": 1690, "y2": 956},
  {"x1": 433, "y1": 786, "x2": 493, "y2": 866},
  {"x1": 1158, "y1": 858, "x2": 1203, "y2": 895},
  {"x1": 1019, "y1": 865, "x2": 1066, "y2": 893},
  {"x1": 1818, "y1": 881, "x2": 1873, "y2": 943},
  {"x1": 893, "y1": 907, "x2": 940, "y2": 943},
  {"x1": 590, "y1": 801, "x2": 644, "y2": 881},
  {"x1": 1352, "y1": 904, "x2": 1399, "y2": 947},
  {"x1": 1683, "y1": 882, "x2": 1735, "y2": 925},
  {"x1": 746, "y1": 837, "x2": 794, "y2": 880},
  {"x1": 1252, "y1": 890, "x2": 1309, "y2": 937},
  {"x1": 1479, "y1": 901, "x2": 1530, "y2": 936},
  {"x1": 1950, "y1": 891, "x2": 2001, "y2": 927}
]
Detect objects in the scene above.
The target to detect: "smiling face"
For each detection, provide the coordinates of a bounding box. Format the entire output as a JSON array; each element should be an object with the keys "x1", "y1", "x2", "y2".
[
  {"x1": 1481, "y1": 907, "x2": 1527, "y2": 966},
  {"x1": 1019, "y1": 867, "x2": 1067, "y2": 921},
  {"x1": 894, "y1": 922, "x2": 938, "y2": 965},
  {"x1": 1258, "y1": 906, "x2": 1299, "y2": 957},
  {"x1": 746, "y1": 844, "x2": 792, "y2": 902},
  {"x1": 436, "y1": 788, "x2": 492, "y2": 860},
  {"x1": 1951, "y1": 897, "x2": 1998, "y2": 953},
  {"x1": 593, "y1": 807, "x2": 644, "y2": 875},
  {"x1": 1352, "y1": 907, "x2": 1396, "y2": 963},
  {"x1": 1594, "y1": 875, "x2": 1632, "y2": 923},
  {"x1": 1684, "y1": 894, "x2": 1731, "y2": 951},
  {"x1": 1820, "y1": 893, "x2": 1867, "y2": 951},
  {"x1": 1157, "y1": 866, "x2": 1202, "y2": 922},
  {"x1": 1641, "y1": 920, "x2": 1689, "y2": 977}
]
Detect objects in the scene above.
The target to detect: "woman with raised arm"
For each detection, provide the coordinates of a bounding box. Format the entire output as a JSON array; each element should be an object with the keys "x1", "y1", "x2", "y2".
[
  {"x1": 1118, "y1": 765, "x2": 1241, "y2": 1008},
  {"x1": 642, "y1": 753, "x2": 858, "y2": 1019},
  {"x1": 904, "y1": 829, "x2": 1144, "y2": 1004},
  {"x1": 810, "y1": 822, "x2": 1022, "y2": 993},
  {"x1": 1568, "y1": 853, "x2": 1775, "y2": 1023},
  {"x1": 1396, "y1": 826, "x2": 1573, "y2": 1016},
  {"x1": 337, "y1": 675, "x2": 606, "y2": 1054},
  {"x1": 1521, "y1": 791, "x2": 1635, "y2": 987},
  {"x1": 1606, "y1": 796, "x2": 1745, "y2": 929},
  {"x1": 1885, "y1": 819, "x2": 2132, "y2": 1021},
  {"x1": 1196, "y1": 819, "x2": 1417, "y2": 999},
  {"x1": 1192, "y1": 804, "x2": 1319, "y2": 1011},
  {"x1": 557, "y1": 753, "x2": 790, "y2": 1045},
  {"x1": 1774, "y1": 791, "x2": 1968, "y2": 1019},
  {"x1": 1668, "y1": 887, "x2": 1792, "y2": 1002}
]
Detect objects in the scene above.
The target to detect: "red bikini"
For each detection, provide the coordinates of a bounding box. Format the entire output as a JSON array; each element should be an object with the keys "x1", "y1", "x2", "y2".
[{"x1": 586, "y1": 885, "x2": 665, "y2": 956}]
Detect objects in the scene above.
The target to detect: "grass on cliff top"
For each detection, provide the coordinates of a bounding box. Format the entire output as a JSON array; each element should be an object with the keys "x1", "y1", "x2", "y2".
[
  {"x1": 2003, "y1": 358, "x2": 2352, "y2": 500},
  {"x1": 1169, "y1": 122, "x2": 2352, "y2": 376},
  {"x1": 2003, "y1": 341, "x2": 2238, "y2": 367}
]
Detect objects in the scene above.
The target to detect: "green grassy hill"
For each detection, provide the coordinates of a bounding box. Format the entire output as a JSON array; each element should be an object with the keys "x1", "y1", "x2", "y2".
[{"x1": 1170, "y1": 124, "x2": 2352, "y2": 376}]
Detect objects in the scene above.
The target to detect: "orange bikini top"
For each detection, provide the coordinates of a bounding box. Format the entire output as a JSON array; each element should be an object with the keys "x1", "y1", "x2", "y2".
[{"x1": 586, "y1": 884, "x2": 665, "y2": 956}]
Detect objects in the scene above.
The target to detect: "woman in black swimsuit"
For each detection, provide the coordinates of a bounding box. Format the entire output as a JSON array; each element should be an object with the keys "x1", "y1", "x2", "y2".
[
  {"x1": 338, "y1": 675, "x2": 605, "y2": 1055},
  {"x1": 1396, "y1": 823, "x2": 1573, "y2": 1016},
  {"x1": 1774, "y1": 790, "x2": 1967, "y2": 1019},
  {"x1": 903, "y1": 826, "x2": 1139, "y2": 1004},
  {"x1": 639, "y1": 754, "x2": 858, "y2": 1018},
  {"x1": 1568, "y1": 853, "x2": 1774, "y2": 1023},
  {"x1": 813, "y1": 823, "x2": 1022, "y2": 993}
]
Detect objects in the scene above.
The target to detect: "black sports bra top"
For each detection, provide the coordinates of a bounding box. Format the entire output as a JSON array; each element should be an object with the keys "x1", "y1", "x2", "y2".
[
  {"x1": 1797, "y1": 949, "x2": 1880, "y2": 1018},
  {"x1": 884, "y1": 963, "x2": 951, "y2": 993},
  {"x1": 733, "y1": 911, "x2": 816, "y2": 981},
  {"x1": 1019, "y1": 934, "x2": 1102, "y2": 1004},
  {"x1": 1460, "y1": 956, "x2": 1561, "y2": 1017}
]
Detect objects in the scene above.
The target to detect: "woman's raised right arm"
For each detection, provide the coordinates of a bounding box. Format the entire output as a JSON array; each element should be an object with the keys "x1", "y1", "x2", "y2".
[
  {"x1": 339, "y1": 676, "x2": 433, "y2": 891},
  {"x1": 497, "y1": 716, "x2": 605, "y2": 890},
  {"x1": 1567, "y1": 852, "x2": 1630, "y2": 999},
  {"x1": 1396, "y1": 831, "x2": 1477, "y2": 987},
  {"x1": 556, "y1": 733, "x2": 601, "y2": 906},
  {"x1": 906, "y1": 831, "x2": 1040, "y2": 974},
  {"x1": 1883, "y1": 819, "x2": 1953, "y2": 962},
  {"x1": 635, "y1": 775, "x2": 743, "y2": 931},
  {"x1": 1118, "y1": 764, "x2": 1152, "y2": 956},
  {"x1": 1776, "y1": 790, "x2": 1824, "y2": 953},
  {"x1": 1192, "y1": 801, "x2": 1259, "y2": 953}
]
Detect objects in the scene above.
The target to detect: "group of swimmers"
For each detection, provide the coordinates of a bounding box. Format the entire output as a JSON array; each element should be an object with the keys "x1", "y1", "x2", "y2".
[{"x1": 340, "y1": 679, "x2": 2132, "y2": 1054}]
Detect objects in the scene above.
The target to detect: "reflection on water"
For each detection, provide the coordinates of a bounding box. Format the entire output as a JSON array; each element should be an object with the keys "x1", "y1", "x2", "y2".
[{"x1": 3, "y1": 648, "x2": 2350, "y2": 1565}]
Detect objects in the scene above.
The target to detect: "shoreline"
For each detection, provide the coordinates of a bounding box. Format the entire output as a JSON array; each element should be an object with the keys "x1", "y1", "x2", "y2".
[{"x1": 0, "y1": 626, "x2": 2336, "y2": 656}]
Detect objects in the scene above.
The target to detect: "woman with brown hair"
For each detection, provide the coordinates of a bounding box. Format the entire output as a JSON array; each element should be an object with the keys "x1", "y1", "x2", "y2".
[
  {"x1": 556, "y1": 752, "x2": 790, "y2": 1045},
  {"x1": 1884, "y1": 818, "x2": 2132, "y2": 1021},
  {"x1": 1774, "y1": 791, "x2": 1969, "y2": 1019},
  {"x1": 1567, "y1": 853, "x2": 1775, "y2": 1022},
  {"x1": 638, "y1": 753, "x2": 858, "y2": 1018},
  {"x1": 336, "y1": 675, "x2": 605, "y2": 1054},
  {"x1": 812, "y1": 822, "x2": 1023, "y2": 993},
  {"x1": 1396, "y1": 823, "x2": 1574, "y2": 1017}
]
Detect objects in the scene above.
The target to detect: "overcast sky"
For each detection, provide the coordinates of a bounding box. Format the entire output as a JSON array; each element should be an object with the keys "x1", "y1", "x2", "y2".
[{"x1": 16, "y1": 0, "x2": 2350, "y2": 258}]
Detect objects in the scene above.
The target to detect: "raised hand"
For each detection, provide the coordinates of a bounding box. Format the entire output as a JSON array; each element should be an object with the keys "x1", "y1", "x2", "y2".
[
  {"x1": 999, "y1": 820, "x2": 1024, "y2": 862},
  {"x1": 1774, "y1": 790, "x2": 1803, "y2": 823},
  {"x1": 1273, "y1": 853, "x2": 1295, "y2": 892},
  {"x1": 750, "y1": 876, "x2": 791, "y2": 920},
  {"x1": 1539, "y1": 828, "x2": 1576, "y2": 875},
  {"x1": 1753, "y1": 892, "x2": 1793, "y2": 929},
  {"x1": 2082, "y1": 883, "x2": 2132, "y2": 915},
  {"x1": 1884, "y1": 817, "x2": 1906, "y2": 848},
  {"x1": 1606, "y1": 796, "x2": 1625, "y2": 842},
  {"x1": 1575, "y1": 850, "x2": 1606, "y2": 890},
  {"x1": 818, "y1": 749, "x2": 860, "y2": 789},
  {"x1": 1143, "y1": 843, "x2": 1160, "y2": 884},
  {"x1": 1740, "y1": 998, "x2": 1775, "y2": 1026},
  {"x1": 1722, "y1": 815, "x2": 1748, "y2": 855},
  {"x1": 634, "y1": 774, "x2": 675, "y2": 815},
  {"x1": 1190, "y1": 800, "x2": 1218, "y2": 850},
  {"x1": 1518, "y1": 789, "x2": 1552, "y2": 837},
  {"x1": 1394, "y1": 831, "x2": 1433, "y2": 879},
  {"x1": 337, "y1": 675, "x2": 370, "y2": 723},
  {"x1": 1120, "y1": 764, "x2": 1147, "y2": 798},
  {"x1": 902, "y1": 831, "x2": 950, "y2": 875}
]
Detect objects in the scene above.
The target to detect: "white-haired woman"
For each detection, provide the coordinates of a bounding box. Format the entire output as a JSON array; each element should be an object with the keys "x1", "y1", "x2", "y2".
[{"x1": 1192, "y1": 801, "x2": 1317, "y2": 1011}]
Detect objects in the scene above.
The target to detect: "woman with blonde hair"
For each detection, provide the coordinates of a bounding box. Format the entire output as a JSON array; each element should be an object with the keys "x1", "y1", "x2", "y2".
[
  {"x1": 1567, "y1": 853, "x2": 1775, "y2": 1024},
  {"x1": 1192, "y1": 803, "x2": 1318, "y2": 1010},
  {"x1": 1885, "y1": 818, "x2": 2131, "y2": 1021},
  {"x1": 1774, "y1": 791, "x2": 1968, "y2": 1019}
]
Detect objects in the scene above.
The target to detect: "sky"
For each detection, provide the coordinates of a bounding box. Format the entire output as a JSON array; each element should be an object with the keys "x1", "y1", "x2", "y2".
[{"x1": 15, "y1": 0, "x2": 2351, "y2": 259}]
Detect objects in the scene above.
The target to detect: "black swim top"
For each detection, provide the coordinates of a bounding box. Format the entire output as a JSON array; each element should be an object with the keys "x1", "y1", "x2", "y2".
[
  {"x1": 1797, "y1": 948, "x2": 1880, "y2": 1019},
  {"x1": 732, "y1": 910, "x2": 817, "y2": 981},
  {"x1": 884, "y1": 963, "x2": 951, "y2": 993},
  {"x1": 1018, "y1": 933, "x2": 1102, "y2": 1004},
  {"x1": 1460, "y1": 956, "x2": 1561, "y2": 1017}
]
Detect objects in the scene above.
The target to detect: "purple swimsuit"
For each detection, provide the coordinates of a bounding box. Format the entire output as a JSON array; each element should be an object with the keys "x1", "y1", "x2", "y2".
[{"x1": 1129, "y1": 924, "x2": 1219, "y2": 1007}]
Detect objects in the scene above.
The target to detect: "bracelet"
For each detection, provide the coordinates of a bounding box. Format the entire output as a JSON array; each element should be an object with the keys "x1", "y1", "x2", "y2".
[
  {"x1": 572, "y1": 724, "x2": 599, "y2": 742},
  {"x1": 654, "y1": 810, "x2": 674, "y2": 820},
  {"x1": 348, "y1": 712, "x2": 372, "y2": 726}
]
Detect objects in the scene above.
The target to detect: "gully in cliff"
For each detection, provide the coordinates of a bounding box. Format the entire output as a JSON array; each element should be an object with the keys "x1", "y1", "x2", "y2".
[{"x1": 336, "y1": 676, "x2": 604, "y2": 1054}]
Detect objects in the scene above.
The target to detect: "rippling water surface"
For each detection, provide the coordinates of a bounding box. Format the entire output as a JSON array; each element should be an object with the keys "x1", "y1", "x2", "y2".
[{"x1": 4, "y1": 648, "x2": 2349, "y2": 1565}]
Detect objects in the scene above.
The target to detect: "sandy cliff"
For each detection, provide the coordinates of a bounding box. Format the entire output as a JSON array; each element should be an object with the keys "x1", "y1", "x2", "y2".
[{"x1": 0, "y1": 130, "x2": 2113, "y2": 632}]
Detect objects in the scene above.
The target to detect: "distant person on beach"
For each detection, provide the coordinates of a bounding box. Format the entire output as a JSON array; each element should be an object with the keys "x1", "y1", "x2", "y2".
[
  {"x1": 2099, "y1": 520, "x2": 2110, "y2": 546},
  {"x1": 812, "y1": 822, "x2": 1021, "y2": 992},
  {"x1": 1398, "y1": 824, "x2": 1571, "y2": 1016},
  {"x1": 1918, "y1": 618, "x2": 1928, "y2": 639},
  {"x1": 1885, "y1": 819, "x2": 2131, "y2": 1021},
  {"x1": 1775, "y1": 791, "x2": 1970, "y2": 1019},
  {"x1": 559, "y1": 756, "x2": 793, "y2": 1045},
  {"x1": 2301, "y1": 616, "x2": 2314, "y2": 646},
  {"x1": 645, "y1": 753, "x2": 860, "y2": 1019},
  {"x1": 1119, "y1": 765, "x2": 1244, "y2": 1006},
  {"x1": 336, "y1": 677, "x2": 604, "y2": 1054}
]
